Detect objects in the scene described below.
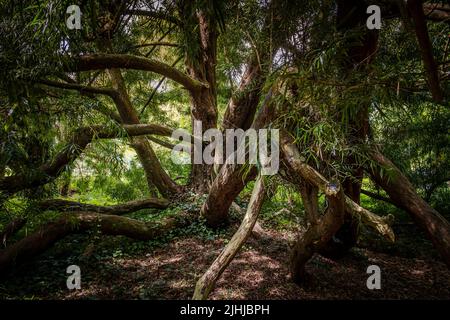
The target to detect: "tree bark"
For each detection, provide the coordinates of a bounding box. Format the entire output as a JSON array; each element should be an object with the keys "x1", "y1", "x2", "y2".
[
  {"x1": 0, "y1": 124, "x2": 178, "y2": 196},
  {"x1": 280, "y1": 131, "x2": 394, "y2": 282},
  {"x1": 298, "y1": 182, "x2": 319, "y2": 226},
  {"x1": 1, "y1": 218, "x2": 26, "y2": 247},
  {"x1": 193, "y1": 176, "x2": 265, "y2": 299},
  {"x1": 367, "y1": 149, "x2": 450, "y2": 267},
  {"x1": 321, "y1": 0, "x2": 379, "y2": 258},
  {"x1": 179, "y1": 4, "x2": 219, "y2": 193},
  {"x1": 280, "y1": 131, "x2": 393, "y2": 240},
  {"x1": 407, "y1": 0, "x2": 444, "y2": 103},
  {"x1": 200, "y1": 90, "x2": 276, "y2": 227},
  {"x1": 72, "y1": 53, "x2": 205, "y2": 93},
  {"x1": 0, "y1": 211, "x2": 193, "y2": 275},
  {"x1": 38, "y1": 198, "x2": 169, "y2": 213},
  {"x1": 221, "y1": 0, "x2": 287, "y2": 131},
  {"x1": 290, "y1": 185, "x2": 346, "y2": 284}
]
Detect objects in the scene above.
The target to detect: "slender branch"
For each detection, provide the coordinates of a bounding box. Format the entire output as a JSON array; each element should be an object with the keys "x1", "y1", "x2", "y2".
[
  {"x1": 361, "y1": 189, "x2": 395, "y2": 205},
  {"x1": 125, "y1": 9, "x2": 181, "y2": 26},
  {"x1": 193, "y1": 176, "x2": 266, "y2": 300},
  {"x1": 132, "y1": 42, "x2": 179, "y2": 49},
  {"x1": 40, "y1": 79, "x2": 123, "y2": 122},
  {"x1": 140, "y1": 56, "x2": 183, "y2": 117},
  {"x1": 147, "y1": 136, "x2": 177, "y2": 150},
  {"x1": 39, "y1": 79, "x2": 117, "y2": 97}
]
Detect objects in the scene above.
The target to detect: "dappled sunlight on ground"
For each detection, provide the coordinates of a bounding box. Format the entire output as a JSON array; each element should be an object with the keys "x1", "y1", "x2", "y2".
[{"x1": 1, "y1": 226, "x2": 449, "y2": 300}]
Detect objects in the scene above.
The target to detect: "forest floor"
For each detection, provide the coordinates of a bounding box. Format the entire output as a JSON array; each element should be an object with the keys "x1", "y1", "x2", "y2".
[{"x1": 1, "y1": 217, "x2": 449, "y2": 300}]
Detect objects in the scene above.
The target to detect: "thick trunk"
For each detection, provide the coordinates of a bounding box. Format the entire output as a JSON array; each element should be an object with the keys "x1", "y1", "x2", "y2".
[
  {"x1": 200, "y1": 91, "x2": 275, "y2": 227},
  {"x1": 0, "y1": 212, "x2": 193, "y2": 274},
  {"x1": 367, "y1": 150, "x2": 450, "y2": 267},
  {"x1": 321, "y1": 0, "x2": 379, "y2": 257},
  {"x1": 201, "y1": 164, "x2": 257, "y2": 227},
  {"x1": 184, "y1": 9, "x2": 218, "y2": 193},
  {"x1": 193, "y1": 176, "x2": 265, "y2": 299}
]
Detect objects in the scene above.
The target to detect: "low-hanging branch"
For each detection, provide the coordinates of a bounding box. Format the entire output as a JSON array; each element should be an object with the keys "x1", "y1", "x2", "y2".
[
  {"x1": 0, "y1": 123, "x2": 178, "y2": 195},
  {"x1": 71, "y1": 54, "x2": 206, "y2": 93},
  {"x1": 40, "y1": 79, "x2": 124, "y2": 123},
  {"x1": 39, "y1": 79, "x2": 117, "y2": 98}
]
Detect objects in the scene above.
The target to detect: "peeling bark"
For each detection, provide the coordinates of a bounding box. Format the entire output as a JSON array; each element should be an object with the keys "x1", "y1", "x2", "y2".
[{"x1": 180, "y1": 5, "x2": 219, "y2": 193}]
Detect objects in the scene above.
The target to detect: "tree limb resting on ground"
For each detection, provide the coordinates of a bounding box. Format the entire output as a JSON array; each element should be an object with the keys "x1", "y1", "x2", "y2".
[
  {"x1": 0, "y1": 211, "x2": 194, "y2": 275},
  {"x1": 38, "y1": 198, "x2": 169, "y2": 214},
  {"x1": 193, "y1": 176, "x2": 266, "y2": 300}
]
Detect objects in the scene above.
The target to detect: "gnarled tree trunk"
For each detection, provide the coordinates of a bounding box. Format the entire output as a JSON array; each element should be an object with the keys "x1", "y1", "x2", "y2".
[
  {"x1": 367, "y1": 150, "x2": 450, "y2": 267},
  {"x1": 200, "y1": 90, "x2": 275, "y2": 227},
  {"x1": 321, "y1": 0, "x2": 379, "y2": 258},
  {"x1": 280, "y1": 131, "x2": 395, "y2": 282}
]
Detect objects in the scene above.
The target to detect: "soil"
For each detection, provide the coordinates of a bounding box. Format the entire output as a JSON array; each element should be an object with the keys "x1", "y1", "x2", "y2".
[{"x1": 1, "y1": 223, "x2": 449, "y2": 300}]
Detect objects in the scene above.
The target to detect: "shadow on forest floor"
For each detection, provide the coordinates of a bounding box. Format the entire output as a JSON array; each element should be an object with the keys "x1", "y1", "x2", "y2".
[{"x1": 1, "y1": 222, "x2": 449, "y2": 300}]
